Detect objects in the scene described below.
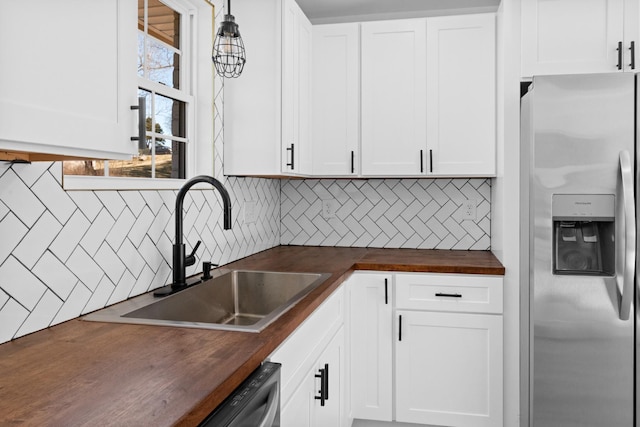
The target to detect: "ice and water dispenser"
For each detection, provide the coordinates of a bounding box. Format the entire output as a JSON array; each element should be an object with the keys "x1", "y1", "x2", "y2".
[{"x1": 552, "y1": 194, "x2": 615, "y2": 276}]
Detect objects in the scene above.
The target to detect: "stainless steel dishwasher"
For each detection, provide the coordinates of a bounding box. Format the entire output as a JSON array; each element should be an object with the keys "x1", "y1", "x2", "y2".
[{"x1": 199, "y1": 362, "x2": 281, "y2": 427}]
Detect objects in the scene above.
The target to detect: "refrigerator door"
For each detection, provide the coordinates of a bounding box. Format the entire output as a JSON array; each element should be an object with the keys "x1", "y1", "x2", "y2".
[{"x1": 528, "y1": 73, "x2": 634, "y2": 427}]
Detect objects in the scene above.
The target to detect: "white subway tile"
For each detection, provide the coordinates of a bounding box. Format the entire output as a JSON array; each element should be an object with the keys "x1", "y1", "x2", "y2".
[
  {"x1": 94, "y1": 243, "x2": 126, "y2": 285},
  {"x1": 52, "y1": 282, "x2": 92, "y2": 324},
  {"x1": 16, "y1": 290, "x2": 63, "y2": 337},
  {"x1": 0, "y1": 212, "x2": 28, "y2": 265},
  {"x1": 106, "y1": 208, "x2": 136, "y2": 250},
  {"x1": 31, "y1": 173, "x2": 75, "y2": 224},
  {"x1": 0, "y1": 298, "x2": 30, "y2": 342},
  {"x1": 0, "y1": 170, "x2": 46, "y2": 228},
  {"x1": 96, "y1": 191, "x2": 126, "y2": 220},
  {"x1": 13, "y1": 212, "x2": 62, "y2": 269},
  {"x1": 68, "y1": 190, "x2": 103, "y2": 222},
  {"x1": 32, "y1": 251, "x2": 77, "y2": 300},
  {"x1": 80, "y1": 209, "x2": 115, "y2": 256},
  {"x1": 66, "y1": 246, "x2": 104, "y2": 292},
  {"x1": 0, "y1": 256, "x2": 47, "y2": 311},
  {"x1": 49, "y1": 210, "x2": 91, "y2": 262}
]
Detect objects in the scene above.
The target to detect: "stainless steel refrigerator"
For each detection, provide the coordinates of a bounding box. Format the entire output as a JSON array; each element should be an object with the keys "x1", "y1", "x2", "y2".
[{"x1": 521, "y1": 73, "x2": 637, "y2": 426}]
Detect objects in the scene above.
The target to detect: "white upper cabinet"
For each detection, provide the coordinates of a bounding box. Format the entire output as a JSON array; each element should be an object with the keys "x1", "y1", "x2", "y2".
[
  {"x1": 223, "y1": 0, "x2": 282, "y2": 176},
  {"x1": 311, "y1": 23, "x2": 360, "y2": 176},
  {"x1": 521, "y1": 0, "x2": 638, "y2": 76},
  {"x1": 426, "y1": 14, "x2": 496, "y2": 176},
  {"x1": 361, "y1": 19, "x2": 428, "y2": 176},
  {"x1": 282, "y1": 0, "x2": 312, "y2": 175},
  {"x1": 224, "y1": 0, "x2": 311, "y2": 176},
  {"x1": 360, "y1": 15, "x2": 496, "y2": 177},
  {"x1": 0, "y1": 0, "x2": 138, "y2": 161},
  {"x1": 225, "y1": 9, "x2": 497, "y2": 178}
]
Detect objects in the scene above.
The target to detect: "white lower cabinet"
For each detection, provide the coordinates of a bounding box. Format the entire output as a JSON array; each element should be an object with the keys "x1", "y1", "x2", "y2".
[
  {"x1": 349, "y1": 272, "x2": 504, "y2": 427},
  {"x1": 349, "y1": 273, "x2": 393, "y2": 421},
  {"x1": 395, "y1": 311, "x2": 503, "y2": 426},
  {"x1": 269, "y1": 285, "x2": 347, "y2": 427}
]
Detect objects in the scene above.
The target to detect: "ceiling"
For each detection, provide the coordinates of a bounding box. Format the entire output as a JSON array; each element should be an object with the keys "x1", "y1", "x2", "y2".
[{"x1": 295, "y1": 0, "x2": 501, "y2": 24}]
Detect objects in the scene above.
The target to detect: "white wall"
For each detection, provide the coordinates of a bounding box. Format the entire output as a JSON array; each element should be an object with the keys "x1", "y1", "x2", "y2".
[{"x1": 492, "y1": 0, "x2": 522, "y2": 426}]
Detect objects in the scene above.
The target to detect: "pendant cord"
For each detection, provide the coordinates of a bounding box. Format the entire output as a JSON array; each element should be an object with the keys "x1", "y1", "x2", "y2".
[{"x1": 227, "y1": 0, "x2": 231, "y2": 16}]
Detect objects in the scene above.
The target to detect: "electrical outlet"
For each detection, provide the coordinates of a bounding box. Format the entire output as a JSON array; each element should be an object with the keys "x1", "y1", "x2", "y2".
[
  {"x1": 322, "y1": 199, "x2": 337, "y2": 219},
  {"x1": 462, "y1": 199, "x2": 477, "y2": 220},
  {"x1": 244, "y1": 200, "x2": 257, "y2": 224}
]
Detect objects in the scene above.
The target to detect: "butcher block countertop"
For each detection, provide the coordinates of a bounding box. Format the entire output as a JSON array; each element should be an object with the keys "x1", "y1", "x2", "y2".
[{"x1": 0, "y1": 246, "x2": 504, "y2": 426}]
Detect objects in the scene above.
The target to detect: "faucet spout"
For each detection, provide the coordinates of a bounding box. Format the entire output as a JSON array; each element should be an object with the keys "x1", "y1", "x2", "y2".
[{"x1": 171, "y1": 175, "x2": 232, "y2": 290}]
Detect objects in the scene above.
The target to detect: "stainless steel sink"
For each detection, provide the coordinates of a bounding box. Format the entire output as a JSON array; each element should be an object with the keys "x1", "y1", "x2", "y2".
[{"x1": 83, "y1": 270, "x2": 330, "y2": 332}]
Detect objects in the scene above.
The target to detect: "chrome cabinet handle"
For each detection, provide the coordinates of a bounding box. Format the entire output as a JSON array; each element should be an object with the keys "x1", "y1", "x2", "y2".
[
  {"x1": 256, "y1": 383, "x2": 280, "y2": 427},
  {"x1": 630, "y1": 41, "x2": 636, "y2": 70},
  {"x1": 130, "y1": 97, "x2": 146, "y2": 149},
  {"x1": 618, "y1": 150, "x2": 634, "y2": 320}
]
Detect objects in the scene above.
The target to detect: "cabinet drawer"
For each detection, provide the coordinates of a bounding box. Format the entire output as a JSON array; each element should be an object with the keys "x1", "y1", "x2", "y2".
[{"x1": 395, "y1": 273, "x2": 503, "y2": 314}]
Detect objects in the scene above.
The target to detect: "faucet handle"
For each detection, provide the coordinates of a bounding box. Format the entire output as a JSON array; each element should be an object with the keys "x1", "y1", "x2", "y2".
[{"x1": 185, "y1": 240, "x2": 202, "y2": 267}]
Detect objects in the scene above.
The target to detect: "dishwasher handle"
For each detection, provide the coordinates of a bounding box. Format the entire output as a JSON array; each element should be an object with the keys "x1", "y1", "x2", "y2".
[{"x1": 257, "y1": 383, "x2": 280, "y2": 427}]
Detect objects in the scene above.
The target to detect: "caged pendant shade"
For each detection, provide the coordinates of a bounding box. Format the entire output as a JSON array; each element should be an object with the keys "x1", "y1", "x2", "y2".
[{"x1": 212, "y1": 0, "x2": 246, "y2": 78}]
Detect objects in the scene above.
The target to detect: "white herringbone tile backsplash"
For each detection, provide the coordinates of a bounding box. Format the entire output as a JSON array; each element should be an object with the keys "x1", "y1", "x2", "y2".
[
  {"x1": 0, "y1": 162, "x2": 280, "y2": 342},
  {"x1": 281, "y1": 178, "x2": 490, "y2": 250}
]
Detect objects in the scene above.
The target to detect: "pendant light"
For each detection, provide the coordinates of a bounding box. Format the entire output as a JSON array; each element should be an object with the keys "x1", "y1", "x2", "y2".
[{"x1": 212, "y1": 0, "x2": 246, "y2": 78}]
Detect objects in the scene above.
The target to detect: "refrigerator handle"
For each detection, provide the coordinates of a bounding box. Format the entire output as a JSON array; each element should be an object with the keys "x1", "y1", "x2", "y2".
[{"x1": 618, "y1": 150, "x2": 635, "y2": 320}]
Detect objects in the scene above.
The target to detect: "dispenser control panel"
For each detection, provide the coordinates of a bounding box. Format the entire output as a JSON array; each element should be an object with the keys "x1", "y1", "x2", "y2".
[{"x1": 552, "y1": 194, "x2": 614, "y2": 220}]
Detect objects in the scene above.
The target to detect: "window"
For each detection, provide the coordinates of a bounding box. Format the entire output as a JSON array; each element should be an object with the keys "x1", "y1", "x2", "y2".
[{"x1": 63, "y1": 0, "x2": 214, "y2": 188}]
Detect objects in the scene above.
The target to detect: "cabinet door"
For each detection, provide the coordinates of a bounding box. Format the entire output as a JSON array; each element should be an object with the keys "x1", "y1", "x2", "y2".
[
  {"x1": 426, "y1": 14, "x2": 496, "y2": 176},
  {"x1": 396, "y1": 310, "x2": 503, "y2": 427},
  {"x1": 312, "y1": 327, "x2": 346, "y2": 427},
  {"x1": 624, "y1": 0, "x2": 639, "y2": 72},
  {"x1": 0, "y1": 0, "x2": 138, "y2": 160},
  {"x1": 281, "y1": 372, "x2": 313, "y2": 427},
  {"x1": 312, "y1": 23, "x2": 360, "y2": 176},
  {"x1": 521, "y1": 0, "x2": 625, "y2": 77},
  {"x1": 349, "y1": 273, "x2": 393, "y2": 421},
  {"x1": 282, "y1": 0, "x2": 312, "y2": 175},
  {"x1": 361, "y1": 19, "x2": 427, "y2": 176},
  {"x1": 223, "y1": 0, "x2": 282, "y2": 176}
]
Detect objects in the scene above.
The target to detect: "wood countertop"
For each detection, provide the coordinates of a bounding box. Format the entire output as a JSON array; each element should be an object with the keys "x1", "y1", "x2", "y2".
[{"x1": 0, "y1": 246, "x2": 504, "y2": 426}]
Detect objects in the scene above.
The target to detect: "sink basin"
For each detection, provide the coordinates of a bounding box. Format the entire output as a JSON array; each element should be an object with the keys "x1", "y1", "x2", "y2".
[{"x1": 83, "y1": 270, "x2": 331, "y2": 332}]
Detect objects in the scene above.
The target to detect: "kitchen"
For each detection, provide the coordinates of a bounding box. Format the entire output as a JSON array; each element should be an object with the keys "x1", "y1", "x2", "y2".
[{"x1": 0, "y1": 0, "x2": 629, "y2": 426}]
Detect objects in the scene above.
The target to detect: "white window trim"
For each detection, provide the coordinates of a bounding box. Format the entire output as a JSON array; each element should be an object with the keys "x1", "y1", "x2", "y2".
[{"x1": 63, "y1": 0, "x2": 215, "y2": 191}]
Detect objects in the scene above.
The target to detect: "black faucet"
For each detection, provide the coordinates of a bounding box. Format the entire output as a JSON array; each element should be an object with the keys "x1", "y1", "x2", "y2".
[{"x1": 155, "y1": 175, "x2": 232, "y2": 296}]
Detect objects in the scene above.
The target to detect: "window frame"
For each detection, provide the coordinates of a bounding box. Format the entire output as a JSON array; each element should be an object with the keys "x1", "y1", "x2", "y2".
[{"x1": 63, "y1": 0, "x2": 215, "y2": 191}]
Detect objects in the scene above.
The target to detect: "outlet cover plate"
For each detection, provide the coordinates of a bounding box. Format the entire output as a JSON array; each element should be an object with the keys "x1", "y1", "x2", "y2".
[
  {"x1": 244, "y1": 200, "x2": 257, "y2": 223},
  {"x1": 322, "y1": 199, "x2": 337, "y2": 219},
  {"x1": 462, "y1": 199, "x2": 477, "y2": 220}
]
